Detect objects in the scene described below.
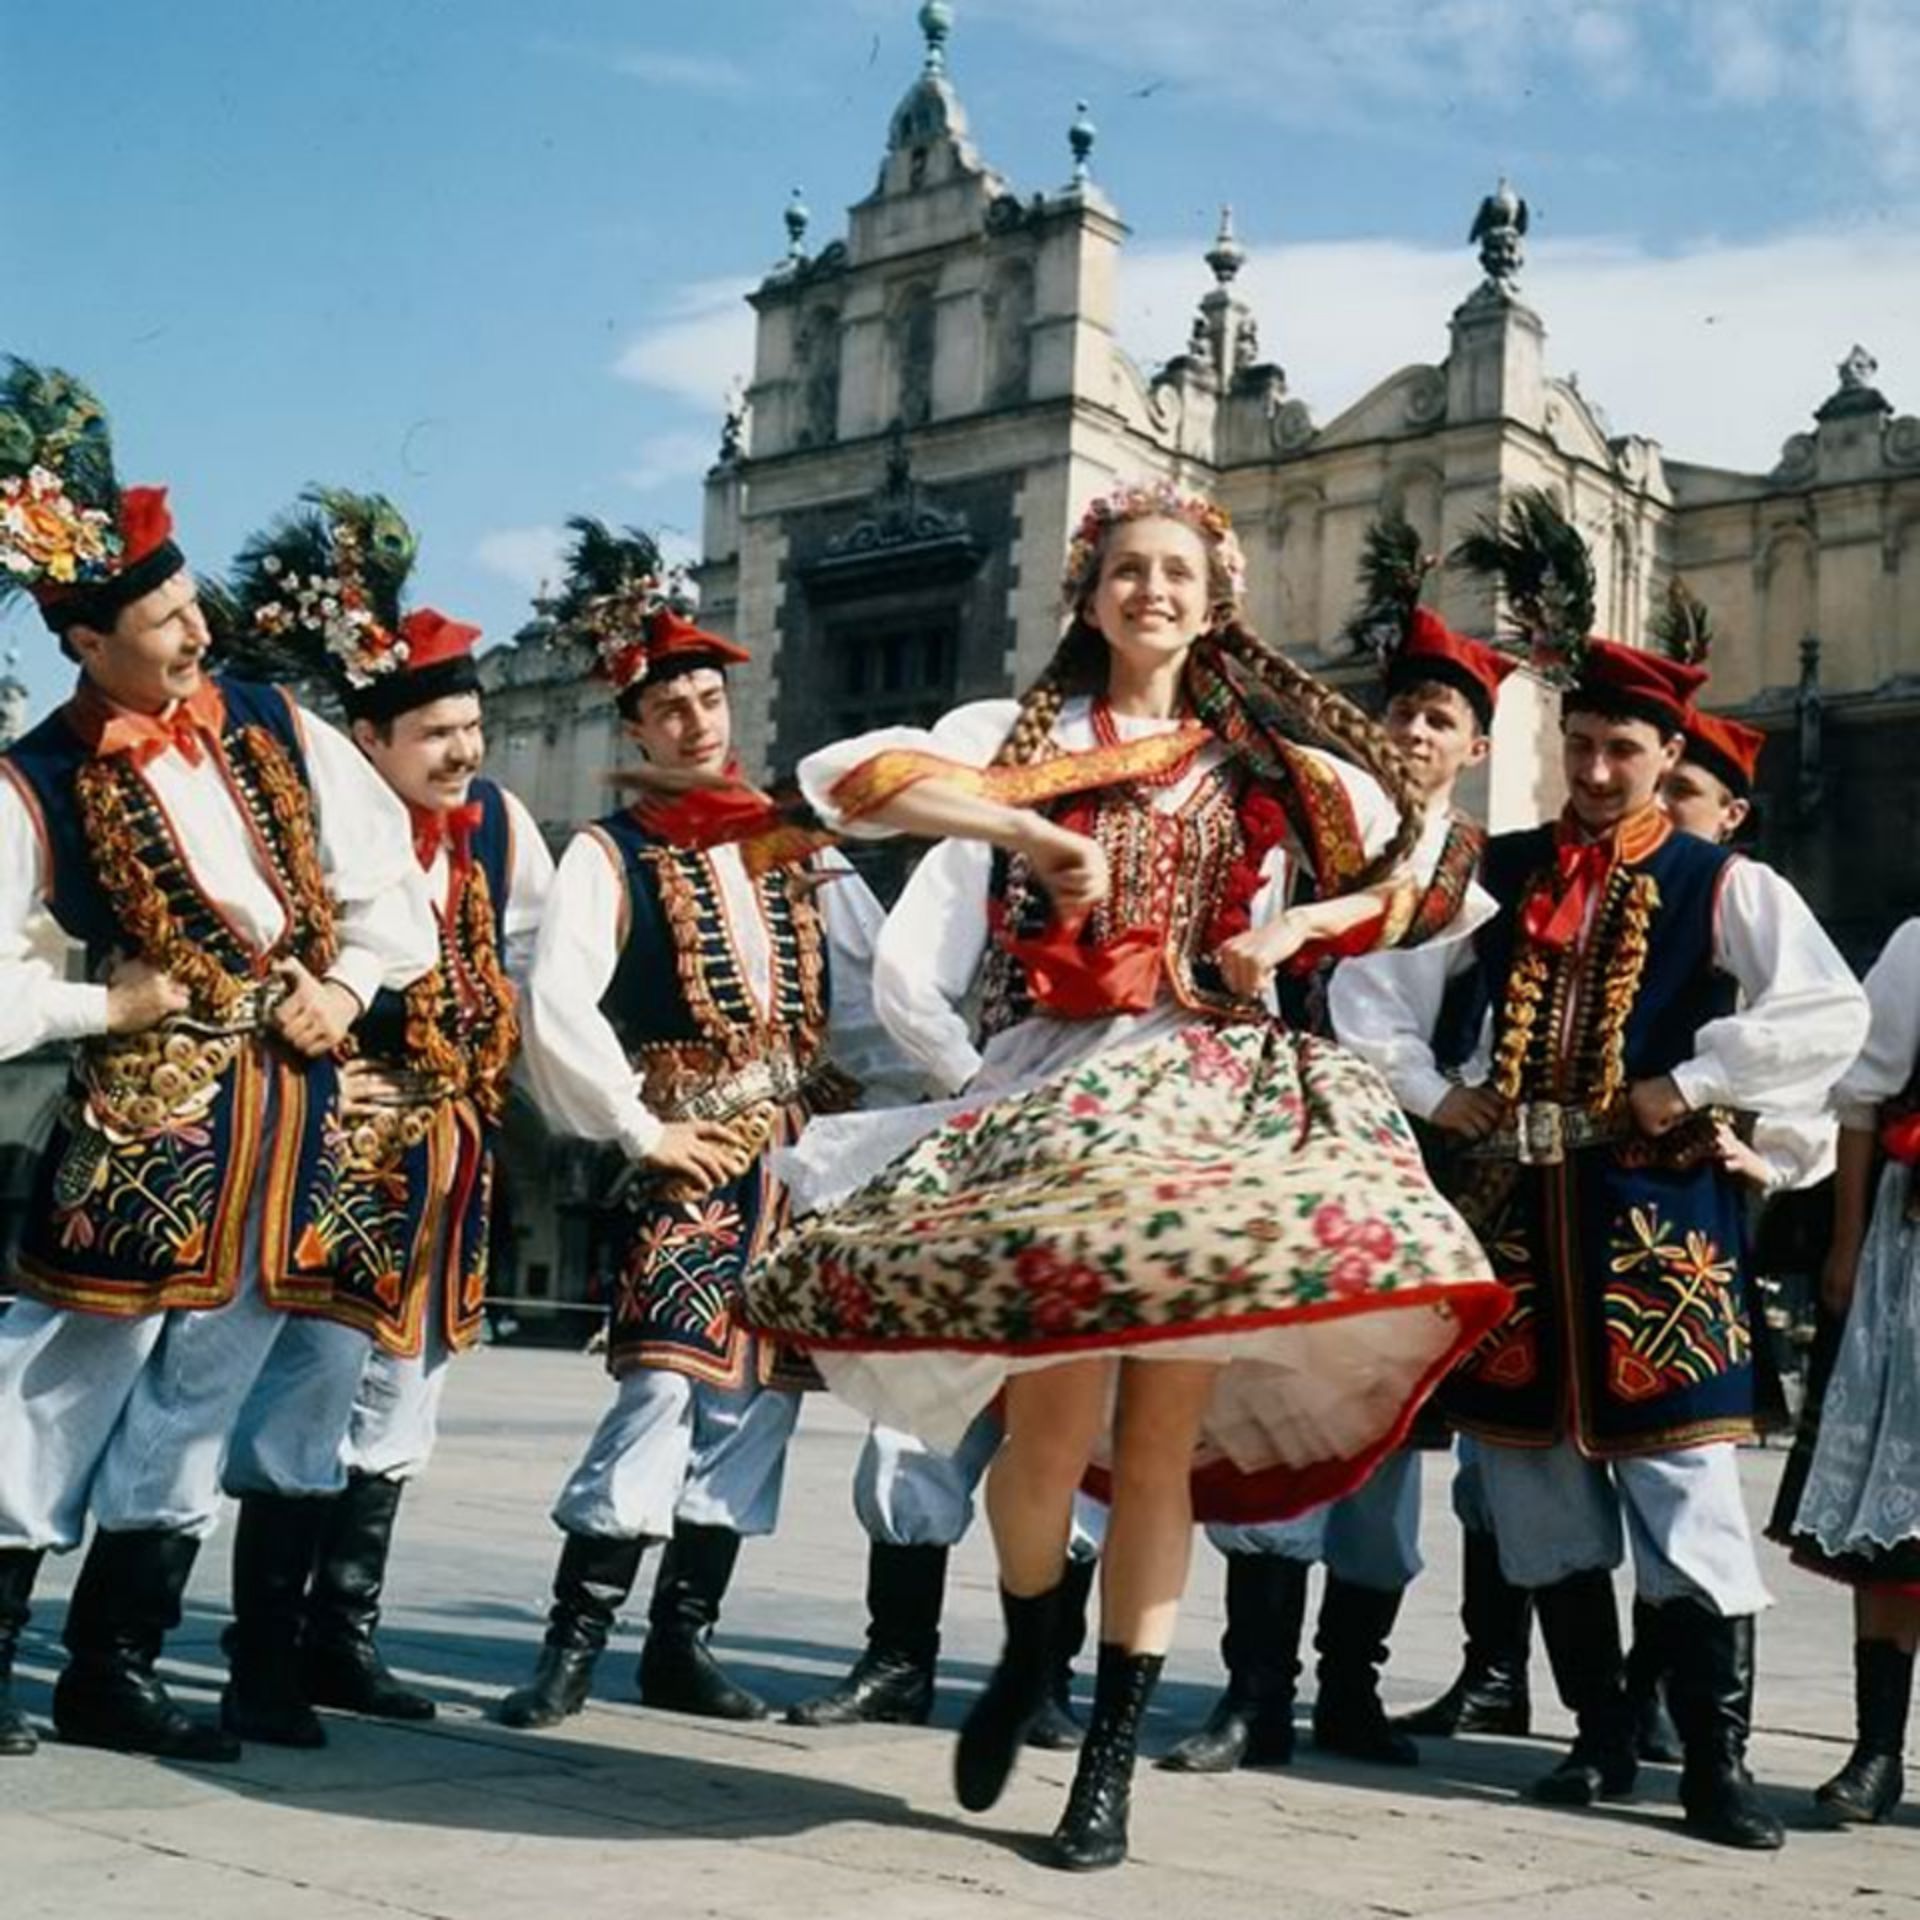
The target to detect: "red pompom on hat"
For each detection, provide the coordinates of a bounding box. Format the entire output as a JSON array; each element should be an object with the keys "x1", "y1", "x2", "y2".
[
  {"x1": 1567, "y1": 638, "x2": 1707, "y2": 732},
  {"x1": 1387, "y1": 606, "x2": 1522, "y2": 728},
  {"x1": 1682, "y1": 709, "x2": 1765, "y2": 798}
]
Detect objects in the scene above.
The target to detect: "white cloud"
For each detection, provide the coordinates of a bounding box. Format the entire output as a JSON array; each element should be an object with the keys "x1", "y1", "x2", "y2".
[
  {"x1": 613, "y1": 278, "x2": 756, "y2": 410},
  {"x1": 1114, "y1": 222, "x2": 1920, "y2": 474},
  {"x1": 608, "y1": 49, "x2": 753, "y2": 96},
  {"x1": 473, "y1": 525, "x2": 570, "y2": 595},
  {"x1": 622, "y1": 429, "x2": 720, "y2": 492},
  {"x1": 963, "y1": 0, "x2": 1920, "y2": 183}
]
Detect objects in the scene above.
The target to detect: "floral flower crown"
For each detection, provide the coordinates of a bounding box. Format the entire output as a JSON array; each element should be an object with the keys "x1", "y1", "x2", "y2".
[{"x1": 1060, "y1": 480, "x2": 1247, "y2": 616}]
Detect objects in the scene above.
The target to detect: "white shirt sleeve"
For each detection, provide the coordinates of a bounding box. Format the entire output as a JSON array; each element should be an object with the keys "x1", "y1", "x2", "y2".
[
  {"x1": 812, "y1": 852, "x2": 930, "y2": 1108},
  {"x1": 1832, "y1": 917, "x2": 1920, "y2": 1129},
  {"x1": 1329, "y1": 934, "x2": 1479, "y2": 1121},
  {"x1": 522, "y1": 829, "x2": 662, "y2": 1161},
  {"x1": 797, "y1": 701, "x2": 1021, "y2": 838},
  {"x1": 1750, "y1": 1112, "x2": 1839, "y2": 1191},
  {"x1": 870, "y1": 836, "x2": 994, "y2": 1095},
  {"x1": 0, "y1": 768, "x2": 108, "y2": 1059},
  {"x1": 294, "y1": 702, "x2": 440, "y2": 1011},
  {"x1": 496, "y1": 786, "x2": 555, "y2": 993},
  {"x1": 1667, "y1": 858, "x2": 1871, "y2": 1118}
]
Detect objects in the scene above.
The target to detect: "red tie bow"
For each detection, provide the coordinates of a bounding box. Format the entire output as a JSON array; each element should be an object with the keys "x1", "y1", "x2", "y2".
[
  {"x1": 76, "y1": 679, "x2": 227, "y2": 770},
  {"x1": 1520, "y1": 836, "x2": 1613, "y2": 952},
  {"x1": 410, "y1": 799, "x2": 484, "y2": 874}
]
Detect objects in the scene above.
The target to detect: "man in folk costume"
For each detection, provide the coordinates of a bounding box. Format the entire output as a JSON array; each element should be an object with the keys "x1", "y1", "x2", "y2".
[
  {"x1": 1161, "y1": 589, "x2": 1522, "y2": 1776},
  {"x1": 209, "y1": 495, "x2": 553, "y2": 1744},
  {"x1": 1357, "y1": 493, "x2": 1869, "y2": 1848},
  {"x1": 498, "y1": 521, "x2": 901, "y2": 1729},
  {"x1": 0, "y1": 368, "x2": 436, "y2": 1761}
]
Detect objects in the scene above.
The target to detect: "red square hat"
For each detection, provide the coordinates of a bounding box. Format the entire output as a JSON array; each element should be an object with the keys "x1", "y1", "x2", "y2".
[
  {"x1": 1682, "y1": 708, "x2": 1765, "y2": 797},
  {"x1": 1385, "y1": 606, "x2": 1521, "y2": 729},
  {"x1": 1567, "y1": 638, "x2": 1707, "y2": 732}
]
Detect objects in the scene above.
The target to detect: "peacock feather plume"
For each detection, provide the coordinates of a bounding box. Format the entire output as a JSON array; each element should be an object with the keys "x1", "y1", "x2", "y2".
[
  {"x1": 1649, "y1": 575, "x2": 1714, "y2": 667},
  {"x1": 1448, "y1": 486, "x2": 1596, "y2": 685}
]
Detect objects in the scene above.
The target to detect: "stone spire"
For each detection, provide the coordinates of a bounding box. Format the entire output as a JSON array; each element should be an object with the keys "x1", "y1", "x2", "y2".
[
  {"x1": 1466, "y1": 176, "x2": 1529, "y2": 304},
  {"x1": 919, "y1": 0, "x2": 952, "y2": 73},
  {"x1": 888, "y1": 0, "x2": 975, "y2": 160},
  {"x1": 783, "y1": 185, "x2": 810, "y2": 263},
  {"x1": 1183, "y1": 207, "x2": 1259, "y2": 386}
]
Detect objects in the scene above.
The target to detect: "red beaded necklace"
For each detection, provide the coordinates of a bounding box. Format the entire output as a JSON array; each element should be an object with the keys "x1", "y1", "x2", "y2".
[{"x1": 1090, "y1": 696, "x2": 1203, "y2": 789}]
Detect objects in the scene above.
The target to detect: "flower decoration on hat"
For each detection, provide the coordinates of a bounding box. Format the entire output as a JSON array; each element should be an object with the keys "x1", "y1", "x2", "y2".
[
  {"x1": 0, "y1": 358, "x2": 187, "y2": 632},
  {"x1": 229, "y1": 487, "x2": 419, "y2": 688},
  {"x1": 1448, "y1": 486, "x2": 1596, "y2": 686},
  {"x1": 1060, "y1": 480, "x2": 1247, "y2": 619},
  {"x1": 543, "y1": 516, "x2": 746, "y2": 697}
]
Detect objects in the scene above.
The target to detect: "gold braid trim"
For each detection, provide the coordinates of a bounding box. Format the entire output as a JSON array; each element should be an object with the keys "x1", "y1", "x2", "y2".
[
  {"x1": 458, "y1": 862, "x2": 520, "y2": 1127},
  {"x1": 1585, "y1": 869, "x2": 1660, "y2": 1116},
  {"x1": 1490, "y1": 878, "x2": 1556, "y2": 1105},
  {"x1": 237, "y1": 726, "x2": 338, "y2": 976},
  {"x1": 74, "y1": 757, "x2": 249, "y2": 1020},
  {"x1": 72, "y1": 725, "x2": 336, "y2": 1018}
]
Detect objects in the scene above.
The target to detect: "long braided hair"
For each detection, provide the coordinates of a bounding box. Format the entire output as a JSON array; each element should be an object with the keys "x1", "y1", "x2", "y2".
[{"x1": 992, "y1": 490, "x2": 1423, "y2": 892}]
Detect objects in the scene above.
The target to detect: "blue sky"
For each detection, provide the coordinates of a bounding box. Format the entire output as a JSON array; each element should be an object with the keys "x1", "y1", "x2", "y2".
[{"x1": 6, "y1": 0, "x2": 1917, "y2": 720}]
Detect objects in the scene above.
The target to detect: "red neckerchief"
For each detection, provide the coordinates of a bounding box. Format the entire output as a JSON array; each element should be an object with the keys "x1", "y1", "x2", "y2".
[
  {"x1": 635, "y1": 760, "x2": 771, "y2": 846},
  {"x1": 1521, "y1": 803, "x2": 1669, "y2": 952},
  {"x1": 68, "y1": 676, "x2": 227, "y2": 770},
  {"x1": 409, "y1": 799, "x2": 484, "y2": 879}
]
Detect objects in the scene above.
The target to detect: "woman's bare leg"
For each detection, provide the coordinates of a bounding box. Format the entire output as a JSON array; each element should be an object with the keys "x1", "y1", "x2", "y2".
[
  {"x1": 1099, "y1": 1359, "x2": 1219, "y2": 1653},
  {"x1": 986, "y1": 1359, "x2": 1112, "y2": 1597}
]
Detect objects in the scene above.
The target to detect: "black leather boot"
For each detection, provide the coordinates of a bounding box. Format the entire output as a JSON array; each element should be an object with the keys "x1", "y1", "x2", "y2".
[
  {"x1": 1626, "y1": 1595, "x2": 1682, "y2": 1763},
  {"x1": 1526, "y1": 1569, "x2": 1636, "y2": 1806},
  {"x1": 955, "y1": 1581, "x2": 1061, "y2": 1812},
  {"x1": 1395, "y1": 1527, "x2": 1532, "y2": 1737},
  {"x1": 1047, "y1": 1645, "x2": 1164, "y2": 1871},
  {"x1": 1029, "y1": 1551, "x2": 1096, "y2": 1751},
  {"x1": 787, "y1": 1541, "x2": 947, "y2": 1728},
  {"x1": 1312, "y1": 1574, "x2": 1418, "y2": 1765},
  {"x1": 496, "y1": 1531, "x2": 647, "y2": 1729},
  {"x1": 1158, "y1": 1553, "x2": 1305, "y2": 1773},
  {"x1": 302, "y1": 1472, "x2": 435, "y2": 1721},
  {"x1": 637, "y1": 1522, "x2": 768, "y2": 1720},
  {"x1": 0, "y1": 1547, "x2": 44, "y2": 1756},
  {"x1": 53, "y1": 1528, "x2": 240, "y2": 1761},
  {"x1": 1815, "y1": 1639, "x2": 1912, "y2": 1826},
  {"x1": 222, "y1": 1493, "x2": 331, "y2": 1747},
  {"x1": 1663, "y1": 1603, "x2": 1783, "y2": 1849}
]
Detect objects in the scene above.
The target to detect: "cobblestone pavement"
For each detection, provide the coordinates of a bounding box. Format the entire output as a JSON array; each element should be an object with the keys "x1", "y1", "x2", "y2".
[{"x1": 6, "y1": 1347, "x2": 1915, "y2": 1919}]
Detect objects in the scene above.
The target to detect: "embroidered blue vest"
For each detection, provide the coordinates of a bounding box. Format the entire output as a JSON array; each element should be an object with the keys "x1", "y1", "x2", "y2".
[
  {"x1": 319, "y1": 778, "x2": 517, "y2": 1357},
  {"x1": 4, "y1": 677, "x2": 348, "y2": 1318},
  {"x1": 589, "y1": 808, "x2": 831, "y2": 1388},
  {"x1": 1442, "y1": 821, "x2": 1757, "y2": 1455}
]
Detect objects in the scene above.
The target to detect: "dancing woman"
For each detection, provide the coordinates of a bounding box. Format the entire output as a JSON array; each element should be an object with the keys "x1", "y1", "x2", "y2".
[{"x1": 746, "y1": 484, "x2": 1509, "y2": 1868}]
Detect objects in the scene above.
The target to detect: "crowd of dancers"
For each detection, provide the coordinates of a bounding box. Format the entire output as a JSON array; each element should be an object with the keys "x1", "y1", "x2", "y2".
[{"x1": 0, "y1": 357, "x2": 1913, "y2": 1874}]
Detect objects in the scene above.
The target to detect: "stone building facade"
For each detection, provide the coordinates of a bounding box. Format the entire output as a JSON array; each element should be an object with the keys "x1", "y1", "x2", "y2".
[{"x1": 665, "y1": 2, "x2": 1920, "y2": 954}]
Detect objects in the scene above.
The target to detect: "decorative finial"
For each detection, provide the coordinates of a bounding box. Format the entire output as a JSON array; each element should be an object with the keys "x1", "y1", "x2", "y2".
[
  {"x1": 1468, "y1": 176, "x2": 1528, "y2": 288},
  {"x1": 1068, "y1": 99, "x2": 1096, "y2": 185},
  {"x1": 919, "y1": 0, "x2": 953, "y2": 74},
  {"x1": 784, "y1": 185, "x2": 810, "y2": 261},
  {"x1": 1205, "y1": 205, "x2": 1245, "y2": 287},
  {"x1": 1838, "y1": 344, "x2": 1879, "y2": 392}
]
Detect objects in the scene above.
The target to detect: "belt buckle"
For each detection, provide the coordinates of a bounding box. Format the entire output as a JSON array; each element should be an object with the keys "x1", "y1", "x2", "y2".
[{"x1": 1516, "y1": 1100, "x2": 1565, "y2": 1168}]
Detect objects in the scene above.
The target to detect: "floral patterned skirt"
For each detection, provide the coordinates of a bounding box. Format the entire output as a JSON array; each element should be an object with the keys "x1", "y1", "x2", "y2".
[{"x1": 744, "y1": 1019, "x2": 1508, "y2": 1523}]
